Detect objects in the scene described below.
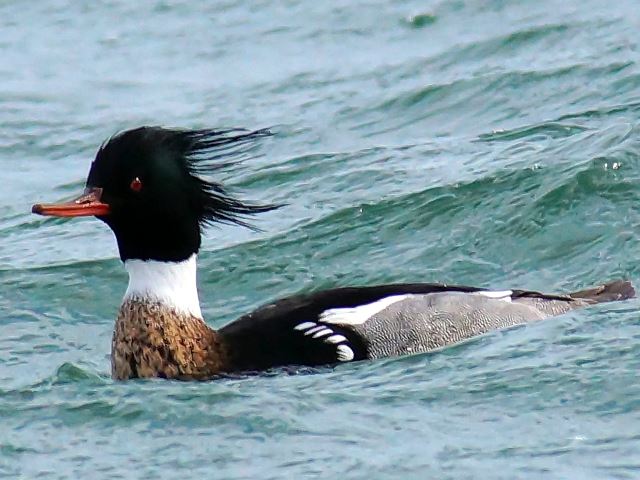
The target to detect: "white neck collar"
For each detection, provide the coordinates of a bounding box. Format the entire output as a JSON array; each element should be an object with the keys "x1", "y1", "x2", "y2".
[{"x1": 123, "y1": 254, "x2": 202, "y2": 319}]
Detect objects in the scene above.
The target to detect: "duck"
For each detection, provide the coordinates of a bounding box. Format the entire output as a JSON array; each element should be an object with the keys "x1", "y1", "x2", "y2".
[{"x1": 32, "y1": 126, "x2": 635, "y2": 381}]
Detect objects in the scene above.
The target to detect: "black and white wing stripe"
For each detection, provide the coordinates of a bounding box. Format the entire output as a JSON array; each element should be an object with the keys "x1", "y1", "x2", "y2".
[
  {"x1": 293, "y1": 321, "x2": 354, "y2": 361},
  {"x1": 291, "y1": 294, "x2": 422, "y2": 362}
]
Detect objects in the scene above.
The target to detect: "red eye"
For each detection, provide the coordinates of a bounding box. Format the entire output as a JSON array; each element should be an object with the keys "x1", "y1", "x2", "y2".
[{"x1": 130, "y1": 177, "x2": 143, "y2": 192}]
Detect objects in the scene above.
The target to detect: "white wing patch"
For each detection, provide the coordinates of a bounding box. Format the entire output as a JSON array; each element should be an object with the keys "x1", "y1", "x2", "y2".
[
  {"x1": 294, "y1": 321, "x2": 316, "y2": 331},
  {"x1": 336, "y1": 345, "x2": 354, "y2": 361},
  {"x1": 304, "y1": 325, "x2": 327, "y2": 336},
  {"x1": 311, "y1": 328, "x2": 334, "y2": 338},
  {"x1": 319, "y1": 294, "x2": 412, "y2": 326},
  {"x1": 475, "y1": 290, "x2": 513, "y2": 303},
  {"x1": 326, "y1": 334, "x2": 347, "y2": 344},
  {"x1": 293, "y1": 321, "x2": 355, "y2": 362}
]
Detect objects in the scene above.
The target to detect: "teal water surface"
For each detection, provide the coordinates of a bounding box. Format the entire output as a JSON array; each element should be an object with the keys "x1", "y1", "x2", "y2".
[{"x1": 2, "y1": 1, "x2": 640, "y2": 478}]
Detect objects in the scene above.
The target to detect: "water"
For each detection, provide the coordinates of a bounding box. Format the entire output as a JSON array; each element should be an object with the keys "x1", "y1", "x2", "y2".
[{"x1": 2, "y1": 0, "x2": 640, "y2": 478}]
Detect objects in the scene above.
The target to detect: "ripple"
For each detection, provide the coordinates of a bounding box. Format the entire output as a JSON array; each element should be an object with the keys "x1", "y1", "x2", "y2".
[
  {"x1": 52, "y1": 362, "x2": 107, "y2": 385},
  {"x1": 403, "y1": 12, "x2": 437, "y2": 29},
  {"x1": 477, "y1": 122, "x2": 589, "y2": 142}
]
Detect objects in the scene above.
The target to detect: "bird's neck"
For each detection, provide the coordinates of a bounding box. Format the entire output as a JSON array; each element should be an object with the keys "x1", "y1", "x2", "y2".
[{"x1": 123, "y1": 253, "x2": 202, "y2": 319}]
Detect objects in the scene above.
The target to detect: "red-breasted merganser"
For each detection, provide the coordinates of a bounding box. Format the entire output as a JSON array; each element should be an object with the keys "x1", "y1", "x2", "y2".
[{"x1": 32, "y1": 126, "x2": 635, "y2": 380}]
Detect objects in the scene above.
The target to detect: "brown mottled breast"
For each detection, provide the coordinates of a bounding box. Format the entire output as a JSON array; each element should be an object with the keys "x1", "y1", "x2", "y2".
[{"x1": 112, "y1": 299, "x2": 228, "y2": 380}]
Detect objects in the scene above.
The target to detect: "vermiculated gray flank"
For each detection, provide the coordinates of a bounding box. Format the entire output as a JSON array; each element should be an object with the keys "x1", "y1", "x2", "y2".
[{"x1": 351, "y1": 283, "x2": 633, "y2": 358}]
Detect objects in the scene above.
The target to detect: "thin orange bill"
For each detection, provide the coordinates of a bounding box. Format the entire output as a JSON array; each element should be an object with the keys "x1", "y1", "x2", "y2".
[{"x1": 32, "y1": 187, "x2": 111, "y2": 217}]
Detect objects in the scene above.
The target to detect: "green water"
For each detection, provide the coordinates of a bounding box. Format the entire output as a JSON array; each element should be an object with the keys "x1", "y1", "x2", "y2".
[{"x1": 2, "y1": 1, "x2": 640, "y2": 478}]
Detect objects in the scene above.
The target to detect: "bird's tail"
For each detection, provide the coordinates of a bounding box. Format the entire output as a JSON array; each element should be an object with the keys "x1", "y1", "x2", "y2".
[{"x1": 569, "y1": 280, "x2": 635, "y2": 304}]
